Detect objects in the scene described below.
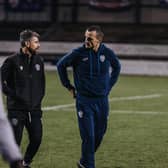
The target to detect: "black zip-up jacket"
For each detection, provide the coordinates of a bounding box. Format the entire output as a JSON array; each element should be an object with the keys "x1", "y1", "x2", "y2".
[{"x1": 1, "y1": 50, "x2": 45, "y2": 117}]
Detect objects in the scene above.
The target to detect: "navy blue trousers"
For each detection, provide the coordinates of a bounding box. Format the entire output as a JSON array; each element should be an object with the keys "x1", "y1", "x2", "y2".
[{"x1": 76, "y1": 96, "x2": 109, "y2": 168}]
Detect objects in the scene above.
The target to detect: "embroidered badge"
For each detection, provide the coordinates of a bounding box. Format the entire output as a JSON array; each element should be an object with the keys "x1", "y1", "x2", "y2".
[
  {"x1": 35, "y1": 64, "x2": 40, "y2": 71},
  {"x1": 20, "y1": 65, "x2": 23, "y2": 71},
  {"x1": 78, "y1": 111, "x2": 83, "y2": 118},
  {"x1": 11, "y1": 118, "x2": 18, "y2": 126},
  {"x1": 100, "y1": 55, "x2": 105, "y2": 62}
]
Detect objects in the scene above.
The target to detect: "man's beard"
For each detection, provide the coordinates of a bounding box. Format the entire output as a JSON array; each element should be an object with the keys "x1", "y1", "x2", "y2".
[{"x1": 27, "y1": 47, "x2": 37, "y2": 55}]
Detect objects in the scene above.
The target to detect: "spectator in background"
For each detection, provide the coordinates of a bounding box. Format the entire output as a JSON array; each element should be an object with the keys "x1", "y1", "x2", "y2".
[
  {"x1": 57, "y1": 25, "x2": 121, "y2": 168},
  {"x1": 160, "y1": 0, "x2": 168, "y2": 6},
  {"x1": 89, "y1": 0, "x2": 132, "y2": 10},
  {"x1": 1, "y1": 29, "x2": 45, "y2": 168},
  {"x1": 8, "y1": 0, "x2": 19, "y2": 8}
]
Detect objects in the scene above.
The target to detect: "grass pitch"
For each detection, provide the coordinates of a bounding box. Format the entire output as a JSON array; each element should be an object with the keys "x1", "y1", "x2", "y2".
[{"x1": 0, "y1": 71, "x2": 168, "y2": 168}]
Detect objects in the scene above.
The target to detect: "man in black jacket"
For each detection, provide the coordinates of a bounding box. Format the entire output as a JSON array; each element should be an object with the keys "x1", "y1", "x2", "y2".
[{"x1": 1, "y1": 29, "x2": 45, "y2": 168}]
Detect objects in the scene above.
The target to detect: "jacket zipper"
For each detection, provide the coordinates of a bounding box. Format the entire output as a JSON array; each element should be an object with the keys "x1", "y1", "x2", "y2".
[
  {"x1": 28, "y1": 112, "x2": 31, "y2": 123},
  {"x1": 28, "y1": 57, "x2": 32, "y2": 122}
]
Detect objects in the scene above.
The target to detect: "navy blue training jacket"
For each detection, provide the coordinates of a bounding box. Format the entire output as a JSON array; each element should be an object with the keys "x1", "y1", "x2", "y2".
[{"x1": 57, "y1": 44, "x2": 121, "y2": 98}]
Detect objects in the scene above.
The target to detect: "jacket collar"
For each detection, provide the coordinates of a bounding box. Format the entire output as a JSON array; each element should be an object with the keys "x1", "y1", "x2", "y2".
[{"x1": 19, "y1": 48, "x2": 35, "y2": 60}]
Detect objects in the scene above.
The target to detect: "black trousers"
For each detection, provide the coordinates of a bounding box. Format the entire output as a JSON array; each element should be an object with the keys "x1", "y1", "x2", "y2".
[{"x1": 9, "y1": 112, "x2": 42, "y2": 167}]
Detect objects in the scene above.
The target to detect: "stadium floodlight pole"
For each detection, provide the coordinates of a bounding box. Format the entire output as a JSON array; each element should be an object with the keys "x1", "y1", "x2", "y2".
[
  {"x1": 72, "y1": 0, "x2": 79, "y2": 23},
  {"x1": 134, "y1": 0, "x2": 141, "y2": 24},
  {"x1": 51, "y1": 0, "x2": 58, "y2": 22}
]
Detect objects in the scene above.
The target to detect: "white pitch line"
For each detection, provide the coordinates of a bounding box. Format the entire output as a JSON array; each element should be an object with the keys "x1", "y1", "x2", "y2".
[
  {"x1": 43, "y1": 103, "x2": 74, "y2": 111},
  {"x1": 111, "y1": 110, "x2": 167, "y2": 115},
  {"x1": 109, "y1": 94, "x2": 161, "y2": 102},
  {"x1": 49, "y1": 108, "x2": 168, "y2": 115},
  {"x1": 42, "y1": 94, "x2": 162, "y2": 111}
]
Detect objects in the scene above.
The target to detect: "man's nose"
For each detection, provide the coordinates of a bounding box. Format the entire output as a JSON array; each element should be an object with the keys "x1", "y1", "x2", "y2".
[{"x1": 85, "y1": 39, "x2": 88, "y2": 43}]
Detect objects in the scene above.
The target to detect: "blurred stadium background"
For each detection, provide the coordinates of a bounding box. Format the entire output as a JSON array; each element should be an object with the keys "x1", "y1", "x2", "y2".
[{"x1": 0, "y1": 0, "x2": 168, "y2": 168}]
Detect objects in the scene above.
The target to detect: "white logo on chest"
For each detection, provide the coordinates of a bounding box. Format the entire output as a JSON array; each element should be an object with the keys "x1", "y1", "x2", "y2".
[
  {"x1": 35, "y1": 64, "x2": 40, "y2": 71},
  {"x1": 100, "y1": 55, "x2": 105, "y2": 62},
  {"x1": 20, "y1": 65, "x2": 23, "y2": 71}
]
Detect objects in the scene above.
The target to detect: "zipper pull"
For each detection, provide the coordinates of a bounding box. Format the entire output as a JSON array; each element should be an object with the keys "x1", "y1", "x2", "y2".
[{"x1": 28, "y1": 112, "x2": 31, "y2": 123}]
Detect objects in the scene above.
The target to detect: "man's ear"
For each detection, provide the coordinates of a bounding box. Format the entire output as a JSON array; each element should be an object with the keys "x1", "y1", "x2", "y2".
[
  {"x1": 97, "y1": 36, "x2": 103, "y2": 43},
  {"x1": 25, "y1": 41, "x2": 30, "y2": 47}
]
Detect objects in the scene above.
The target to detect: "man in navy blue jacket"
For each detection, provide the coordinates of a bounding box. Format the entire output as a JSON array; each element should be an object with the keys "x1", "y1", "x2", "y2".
[{"x1": 57, "y1": 25, "x2": 121, "y2": 168}]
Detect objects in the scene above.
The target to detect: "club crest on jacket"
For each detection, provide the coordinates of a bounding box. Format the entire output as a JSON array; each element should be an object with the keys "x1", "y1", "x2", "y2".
[
  {"x1": 11, "y1": 118, "x2": 18, "y2": 126},
  {"x1": 20, "y1": 65, "x2": 23, "y2": 71},
  {"x1": 100, "y1": 55, "x2": 105, "y2": 62},
  {"x1": 78, "y1": 111, "x2": 83, "y2": 118},
  {"x1": 35, "y1": 64, "x2": 40, "y2": 71}
]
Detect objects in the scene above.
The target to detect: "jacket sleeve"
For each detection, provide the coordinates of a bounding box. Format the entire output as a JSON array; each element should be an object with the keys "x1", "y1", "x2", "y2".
[
  {"x1": 41, "y1": 60, "x2": 46, "y2": 99},
  {"x1": 1, "y1": 58, "x2": 16, "y2": 98},
  {"x1": 108, "y1": 50, "x2": 121, "y2": 91},
  {"x1": 56, "y1": 50, "x2": 77, "y2": 90}
]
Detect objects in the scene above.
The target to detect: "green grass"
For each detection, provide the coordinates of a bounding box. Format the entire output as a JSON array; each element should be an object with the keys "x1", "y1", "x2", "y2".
[{"x1": 0, "y1": 71, "x2": 168, "y2": 168}]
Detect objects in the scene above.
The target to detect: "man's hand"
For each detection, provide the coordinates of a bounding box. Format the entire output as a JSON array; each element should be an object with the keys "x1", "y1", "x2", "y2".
[
  {"x1": 68, "y1": 85, "x2": 76, "y2": 98},
  {"x1": 70, "y1": 88, "x2": 76, "y2": 98}
]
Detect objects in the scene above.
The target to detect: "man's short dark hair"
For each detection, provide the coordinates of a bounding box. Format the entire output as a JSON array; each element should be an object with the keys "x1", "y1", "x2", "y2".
[
  {"x1": 86, "y1": 25, "x2": 104, "y2": 41},
  {"x1": 20, "y1": 29, "x2": 40, "y2": 47}
]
